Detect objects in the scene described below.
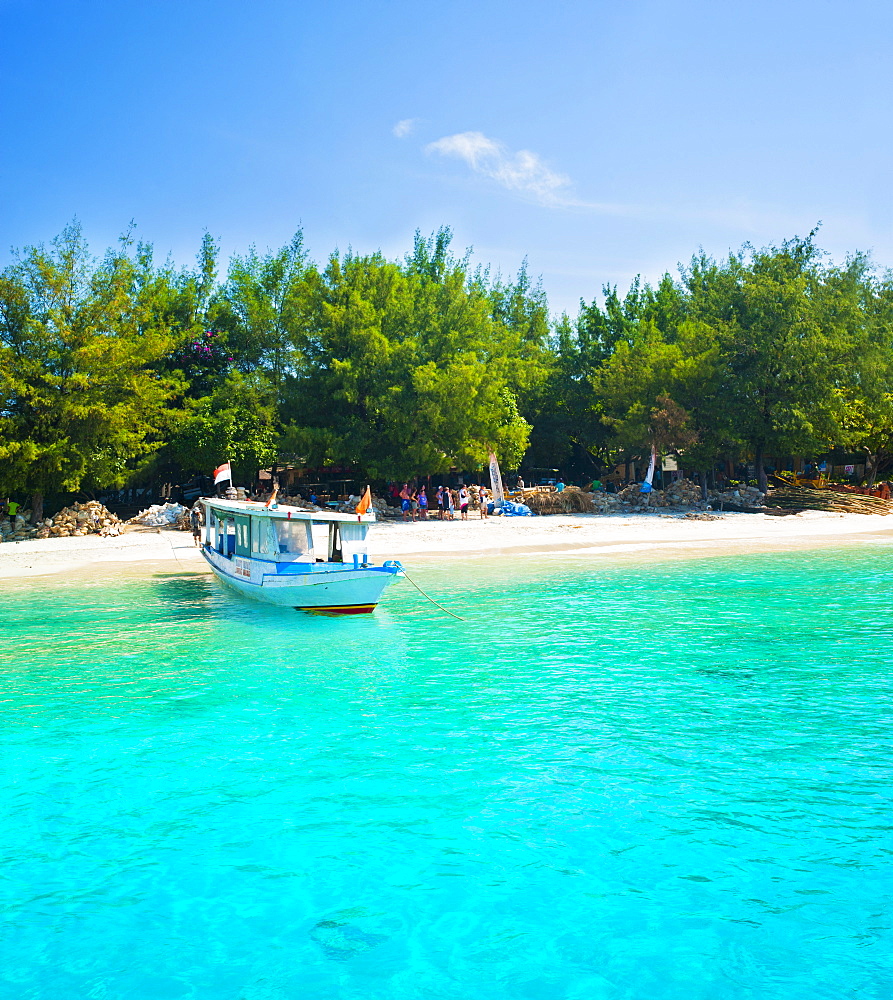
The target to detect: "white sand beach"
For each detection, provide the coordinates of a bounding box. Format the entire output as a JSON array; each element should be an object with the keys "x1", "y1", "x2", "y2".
[{"x1": 1, "y1": 510, "x2": 891, "y2": 581}]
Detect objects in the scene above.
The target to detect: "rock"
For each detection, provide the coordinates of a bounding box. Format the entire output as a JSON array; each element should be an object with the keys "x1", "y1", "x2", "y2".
[
  {"x1": 127, "y1": 502, "x2": 186, "y2": 527},
  {"x1": 28, "y1": 500, "x2": 123, "y2": 542}
]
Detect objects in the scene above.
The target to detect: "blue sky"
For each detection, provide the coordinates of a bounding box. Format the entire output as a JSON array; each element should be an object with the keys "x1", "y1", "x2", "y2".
[{"x1": 2, "y1": 0, "x2": 891, "y2": 316}]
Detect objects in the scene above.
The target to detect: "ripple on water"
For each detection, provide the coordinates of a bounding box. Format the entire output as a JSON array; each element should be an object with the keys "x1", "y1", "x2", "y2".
[{"x1": 1, "y1": 548, "x2": 892, "y2": 998}]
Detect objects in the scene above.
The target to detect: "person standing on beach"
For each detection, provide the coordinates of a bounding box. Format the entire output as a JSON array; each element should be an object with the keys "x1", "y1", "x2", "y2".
[
  {"x1": 409, "y1": 486, "x2": 419, "y2": 522},
  {"x1": 399, "y1": 483, "x2": 412, "y2": 521},
  {"x1": 190, "y1": 505, "x2": 203, "y2": 546},
  {"x1": 458, "y1": 485, "x2": 469, "y2": 520},
  {"x1": 478, "y1": 485, "x2": 489, "y2": 518},
  {"x1": 417, "y1": 485, "x2": 429, "y2": 519},
  {"x1": 436, "y1": 486, "x2": 445, "y2": 520},
  {"x1": 447, "y1": 488, "x2": 456, "y2": 520}
]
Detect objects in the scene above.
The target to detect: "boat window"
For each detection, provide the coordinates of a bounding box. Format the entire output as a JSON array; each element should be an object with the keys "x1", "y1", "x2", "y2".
[
  {"x1": 235, "y1": 517, "x2": 250, "y2": 554},
  {"x1": 339, "y1": 521, "x2": 369, "y2": 563},
  {"x1": 311, "y1": 523, "x2": 329, "y2": 554},
  {"x1": 217, "y1": 517, "x2": 236, "y2": 557},
  {"x1": 274, "y1": 519, "x2": 313, "y2": 560},
  {"x1": 256, "y1": 518, "x2": 278, "y2": 556}
]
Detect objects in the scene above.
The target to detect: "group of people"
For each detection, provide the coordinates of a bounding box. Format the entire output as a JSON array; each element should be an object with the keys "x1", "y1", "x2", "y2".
[{"x1": 397, "y1": 483, "x2": 490, "y2": 521}]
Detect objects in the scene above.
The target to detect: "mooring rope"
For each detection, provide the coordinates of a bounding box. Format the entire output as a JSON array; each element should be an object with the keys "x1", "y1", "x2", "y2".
[{"x1": 400, "y1": 569, "x2": 466, "y2": 621}]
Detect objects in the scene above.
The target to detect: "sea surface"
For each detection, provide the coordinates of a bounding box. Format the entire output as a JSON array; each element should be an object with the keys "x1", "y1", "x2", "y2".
[{"x1": 1, "y1": 546, "x2": 891, "y2": 999}]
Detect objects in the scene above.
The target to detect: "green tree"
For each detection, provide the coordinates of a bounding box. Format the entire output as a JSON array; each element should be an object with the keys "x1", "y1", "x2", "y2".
[
  {"x1": 593, "y1": 317, "x2": 721, "y2": 459},
  {"x1": 685, "y1": 232, "x2": 877, "y2": 489},
  {"x1": 215, "y1": 232, "x2": 312, "y2": 402},
  {"x1": 814, "y1": 255, "x2": 893, "y2": 482},
  {"x1": 0, "y1": 223, "x2": 184, "y2": 520},
  {"x1": 167, "y1": 372, "x2": 278, "y2": 482},
  {"x1": 280, "y1": 233, "x2": 544, "y2": 479}
]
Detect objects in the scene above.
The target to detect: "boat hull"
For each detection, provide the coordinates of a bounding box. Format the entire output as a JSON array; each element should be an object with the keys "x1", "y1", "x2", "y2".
[{"x1": 201, "y1": 545, "x2": 399, "y2": 612}]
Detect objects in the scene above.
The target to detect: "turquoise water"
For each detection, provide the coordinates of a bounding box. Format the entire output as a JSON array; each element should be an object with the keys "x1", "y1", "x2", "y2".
[{"x1": 1, "y1": 547, "x2": 891, "y2": 999}]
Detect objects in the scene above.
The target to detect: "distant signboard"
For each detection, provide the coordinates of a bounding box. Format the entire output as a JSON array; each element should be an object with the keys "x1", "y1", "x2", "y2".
[{"x1": 661, "y1": 456, "x2": 678, "y2": 471}]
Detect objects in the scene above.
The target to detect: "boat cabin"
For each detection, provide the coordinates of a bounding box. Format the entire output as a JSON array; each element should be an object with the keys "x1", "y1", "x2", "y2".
[{"x1": 201, "y1": 499, "x2": 373, "y2": 568}]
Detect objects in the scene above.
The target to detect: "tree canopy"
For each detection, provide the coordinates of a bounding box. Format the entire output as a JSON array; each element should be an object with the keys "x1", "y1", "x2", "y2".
[
  {"x1": 2, "y1": 221, "x2": 892, "y2": 516},
  {"x1": 0, "y1": 223, "x2": 185, "y2": 516}
]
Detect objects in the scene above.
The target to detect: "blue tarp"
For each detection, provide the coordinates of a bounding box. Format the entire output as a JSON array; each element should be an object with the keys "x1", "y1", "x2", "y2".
[{"x1": 491, "y1": 500, "x2": 534, "y2": 516}]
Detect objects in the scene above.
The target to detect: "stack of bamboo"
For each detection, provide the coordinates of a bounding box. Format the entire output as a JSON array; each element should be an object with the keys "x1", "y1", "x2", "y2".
[{"x1": 768, "y1": 487, "x2": 892, "y2": 515}]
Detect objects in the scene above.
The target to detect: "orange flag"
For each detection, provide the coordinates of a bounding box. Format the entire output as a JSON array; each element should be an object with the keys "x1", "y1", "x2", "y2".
[{"x1": 355, "y1": 485, "x2": 372, "y2": 515}]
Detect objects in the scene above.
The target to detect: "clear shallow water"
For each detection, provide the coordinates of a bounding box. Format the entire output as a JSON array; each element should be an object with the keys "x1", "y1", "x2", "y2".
[{"x1": 1, "y1": 548, "x2": 891, "y2": 999}]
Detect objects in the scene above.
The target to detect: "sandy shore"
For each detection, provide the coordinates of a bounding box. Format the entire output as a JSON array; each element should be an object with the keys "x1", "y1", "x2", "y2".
[
  {"x1": 370, "y1": 509, "x2": 893, "y2": 560},
  {"x1": 1, "y1": 510, "x2": 892, "y2": 581}
]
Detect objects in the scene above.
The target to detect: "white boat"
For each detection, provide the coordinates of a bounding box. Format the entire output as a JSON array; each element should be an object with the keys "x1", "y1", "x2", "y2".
[{"x1": 199, "y1": 497, "x2": 401, "y2": 615}]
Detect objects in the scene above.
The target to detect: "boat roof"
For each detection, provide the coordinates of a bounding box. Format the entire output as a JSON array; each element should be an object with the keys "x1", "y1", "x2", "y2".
[{"x1": 200, "y1": 497, "x2": 376, "y2": 524}]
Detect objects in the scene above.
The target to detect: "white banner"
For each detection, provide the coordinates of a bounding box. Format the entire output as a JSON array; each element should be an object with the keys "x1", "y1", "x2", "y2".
[
  {"x1": 644, "y1": 445, "x2": 657, "y2": 486},
  {"x1": 488, "y1": 451, "x2": 505, "y2": 504}
]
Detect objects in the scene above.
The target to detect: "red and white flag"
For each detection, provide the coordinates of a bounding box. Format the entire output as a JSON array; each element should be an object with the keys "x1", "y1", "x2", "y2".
[{"x1": 213, "y1": 462, "x2": 232, "y2": 485}]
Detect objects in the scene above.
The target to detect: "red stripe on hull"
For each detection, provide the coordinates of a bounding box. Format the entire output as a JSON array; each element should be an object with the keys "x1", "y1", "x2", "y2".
[{"x1": 299, "y1": 604, "x2": 377, "y2": 616}]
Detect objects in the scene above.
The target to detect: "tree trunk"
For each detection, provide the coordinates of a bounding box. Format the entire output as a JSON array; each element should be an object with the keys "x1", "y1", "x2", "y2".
[
  {"x1": 698, "y1": 470, "x2": 708, "y2": 501},
  {"x1": 30, "y1": 493, "x2": 44, "y2": 525},
  {"x1": 755, "y1": 444, "x2": 768, "y2": 493},
  {"x1": 864, "y1": 453, "x2": 878, "y2": 487}
]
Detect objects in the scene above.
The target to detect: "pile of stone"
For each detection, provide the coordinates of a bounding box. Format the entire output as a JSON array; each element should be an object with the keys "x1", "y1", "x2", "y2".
[
  {"x1": 607, "y1": 479, "x2": 767, "y2": 513},
  {"x1": 710, "y1": 485, "x2": 766, "y2": 510},
  {"x1": 611, "y1": 480, "x2": 702, "y2": 511},
  {"x1": 1, "y1": 501, "x2": 125, "y2": 542},
  {"x1": 591, "y1": 492, "x2": 623, "y2": 514},
  {"x1": 0, "y1": 510, "x2": 37, "y2": 542},
  {"x1": 665, "y1": 479, "x2": 705, "y2": 506},
  {"x1": 128, "y1": 502, "x2": 187, "y2": 527},
  {"x1": 330, "y1": 495, "x2": 400, "y2": 520},
  {"x1": 39, "y1": 501, "x2": 122, "y2": 539},
  {"x1": 592, "y1": 478, "x2": 714, "y2": 513},
  {"x1": 370, "y1": 496, "x2": 399, "y2": 519},
  {"x1": 616, "y1": 483, "x2": 651, "y2": 505},
  {"x1": 253, "y1": 490, "x2": 322, "y2": 512}
]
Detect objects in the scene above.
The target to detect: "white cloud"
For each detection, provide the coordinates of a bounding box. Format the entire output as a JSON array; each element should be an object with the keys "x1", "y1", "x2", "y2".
[
  {"x1": 392, "y1": 118, "x2": 419, "y2": 138},
  {"x1": 426, "y1": 131, "x2": 583, "y2": 208}
]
